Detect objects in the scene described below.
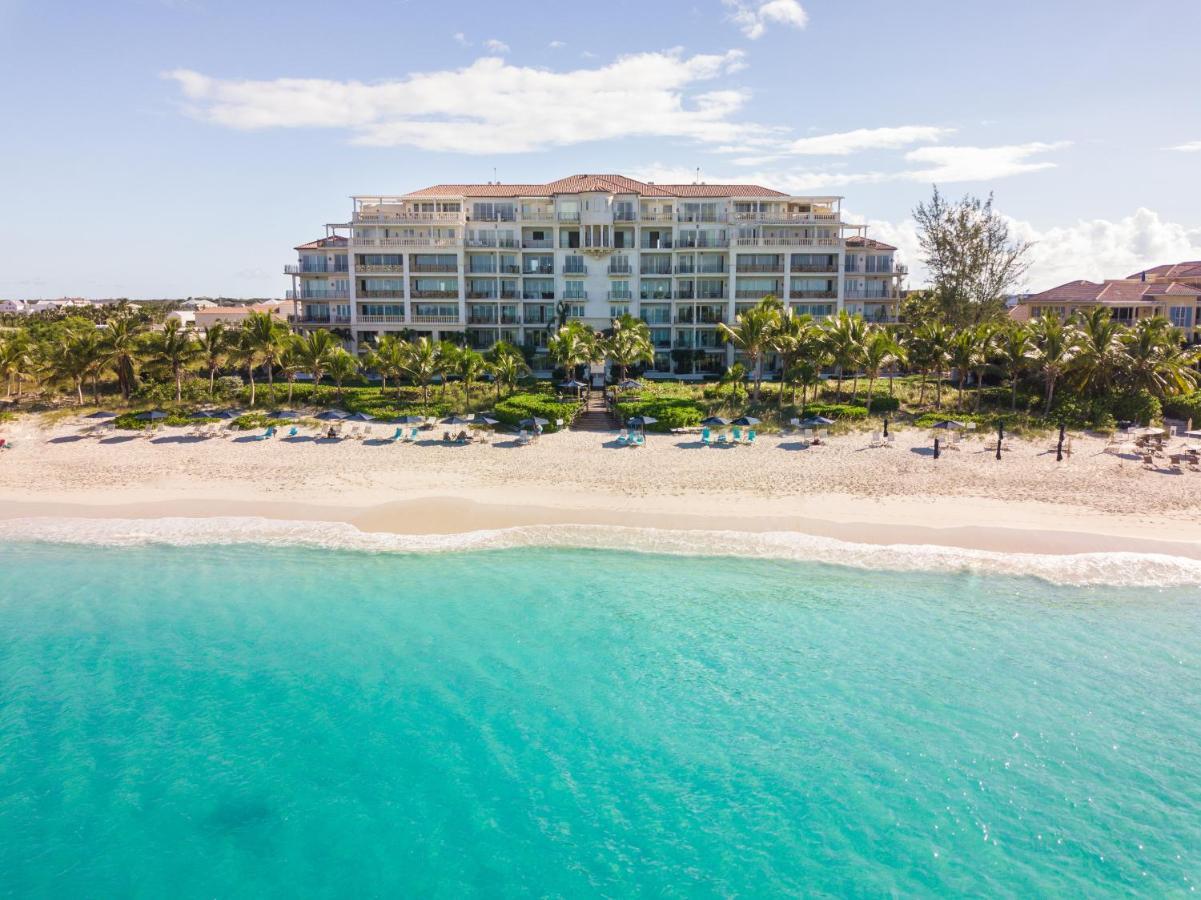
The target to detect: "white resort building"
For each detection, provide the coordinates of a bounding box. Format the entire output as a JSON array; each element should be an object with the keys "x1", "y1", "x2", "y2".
[{"x1": 286, "y1": 174, "x2": 906, "y2": 374}]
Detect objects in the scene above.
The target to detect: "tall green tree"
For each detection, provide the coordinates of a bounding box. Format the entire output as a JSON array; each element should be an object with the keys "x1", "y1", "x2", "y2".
[
  {"x1": 143, "y1": 319, "x2": 201, "y2": 403},
  {"x1": 717, "y1": 296, "x2": 781, "y2": 401},
  {"x1": 293, "y1": 329, "x2": 340, "y2": 394},
  {"x1": 859, "y1": 327, "x2": 904, "y2": 415},
  {"x1": 100, "y1": 314, "x2": 147, "y2": 400},
  {"x1": 1029, "y1": 315, "x2": 1076, "y2": 415},
  {"x1": 994, "y1": 323, "x2": 1033, "y2": 411},
  {"x1": 240, "y1": 311, "x2": 290, "y2": 404},
  {"x1": 821, "y1": 310, "x2": 866, "y2": 401},
  {"x1": 197, "y1": 324, "x2": 229, "y2": 398}
]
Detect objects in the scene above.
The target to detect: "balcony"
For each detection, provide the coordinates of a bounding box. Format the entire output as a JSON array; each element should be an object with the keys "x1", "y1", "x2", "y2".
[
  {"x1": 791, "y1": 263, "x2": 838, "y2": 273},
  {"x1": 640, "y1": 239, "x2": 674, "y2": 250},
  {"x1": 737, "y1": 264, "x2": 785, "y2": 274},
  {"x1": 791, "y1": 290, "x2": 838, "y2": 299},
  {"x1": 353, "y1": 212, "x2": 460, "y2": 224},
  {"x1": 607, "y1": 291, "x2": 633, "y2": 301},
  {"x1": 613, "y1": 209, "x2": 637, "y2": 221},
  {"x1": 466, "y1": 211, "x2": 517, "y2": 222},
  {"x1": 557, "y1": 211, "x2": 581, "y2": 222},
  {"x1": 465, "y1": 237, "x2": 518, "y2": 249},
  {"x1": 409, "y1": 289, "x2": 459, "y2": 299},
  {"x1": 357, "y1": 314, "x2": 406, "y2": 324},
  {"x1": 608, "y1": 260, "x2": 632, "y2": 275},
  {"x1": 640, "y1": 292, "x2": 674, "y2": 302},
  {"x1": 843, "y1": 290, "x2": 898, "y2": 301},
  {"x1": 735, "y1": 237, "x2": 840, "y2": 248},
  {"x1": 466, "y1": 266, "x2": 497, "y2": 276},
  {"x1": 640, "y1": 211, "x2": 674, "y2": 222},
  {"x1": 466, "y1": 290, "x2": 500, "y2": 300},
  {"x1": 410, "y1": 262, "x2": 459, "y2": 273},
  {"x1": 563, "y1": 291, "x2": 587, "y2": 301},
  {"x1": 562, "y1": 262, "x2": 588, "y2": 275},
  {"x1": 731, "y1": 212, "x2": 840, "y2": 224},
  {"x1": 640, "y1": 264, "x2": 673, "y2": 276},
  {"x1": 353, "y1": 237, "x2": 459, "y2": 248},
  {"x1": 522, "y1": 239, "x2": 553, "y2": 249},
  {"x1": 355, "y1": 264, "x2": 404, "y2": 274},
  {"x1": 357, "y1": 289, "x2": 405, "y2": 299},
  {"x1": 500, "y1": 263, "x2": 521, "y2": 274},
  {"x1": 521, "y1": 206, "x2": 554, "y2": 220},
  {"x1": 287, "y1": 289, "x2": 349, "y2": 300},
  {"x1": 522, "y1": 290, "x2": 556, "y2": 301},
  {"x1": 298, "y1": 314, "x2": 351, "y2": 325},
  {"x1": 284, "y1": 263, "x2": 348, "y2": 275},
  {"x1": 467, "y1": 315, "x2": 500, "y2": 325},
  {"x1": 677, "y1": 212, "x2": 721, "y2": 223},
  {"x1": 410, "y1": 314, "x2": 461, "y2": 325},
  {"x1": 676, "y1": 238, "x2": 730, "y2": 249}
]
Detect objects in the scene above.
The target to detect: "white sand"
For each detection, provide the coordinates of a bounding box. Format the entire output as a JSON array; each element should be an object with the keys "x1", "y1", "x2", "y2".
[{"x1": 1, "y1": 415, "x2": 1199, "y2": 558}]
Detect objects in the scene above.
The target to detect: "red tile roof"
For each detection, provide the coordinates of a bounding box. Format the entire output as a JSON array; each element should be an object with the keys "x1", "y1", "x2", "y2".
[
  {"x1": 404, "y1": 173, "x2": 787, "y2": 199},
  {"x1": 845, "y1": 236, "x2": 897, "y2": 251},
  {"x1": 1027, "y1": 279, "x2": 1201, "y2": 305},
  {"x1": 1127, "y1": 261, "x2": 1201, "y2": 280},
  {"x1": 294, "y1": 236, "x2": 349, "y2": 251}
]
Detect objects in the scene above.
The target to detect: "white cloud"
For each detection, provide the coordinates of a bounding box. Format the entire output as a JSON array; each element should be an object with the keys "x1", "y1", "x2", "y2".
[
  {"x1": 724, "y1": 0, "x2": 808, "y2": 38},
  {"x1": 548, "y1": 40, "x2": 566, "y2": 49},
  {"x1": 1167, "y1": 140, "x2": 1201, "y2": 152},
  {"x1": 783, "y1": 125, "x2": 954, "y2": 156},
  {"x1": 164, "y1": 49, "x2": 750, "y2": 154},
  {"x1": 864, "y1": 208, "x2": 1201, "y2": 290},
  {"x1": 483, "y1": 38, "x2": 510, "y2": 54},
  {"x1": 452, "y1": 32, "x2": 470, "y2": 46},
  {"x1": 903, "y1": 142, "x2": 1069, "y2": 182},
  {"x1": 628, "y1": 162, "x2": 890, "y2": 192}
]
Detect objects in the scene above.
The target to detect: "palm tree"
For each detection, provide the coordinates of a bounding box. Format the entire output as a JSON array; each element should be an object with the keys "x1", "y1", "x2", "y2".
[
  {"x1": 143, "y1": 319, "x2": 200, "y2": 403},
  {"x1": 947, "y1": 327, "x2": 984, "y2": 411},
  {"x1": 487, "y1": 341, "x2": 528, "y2": 402},
  {"x1": 454, "y1": 348, "x2": 487, "y2": 409},
  {"x1": 1122, "y1": 316, "x2": 1200, "y2": 397},
  {"x1": 717, "y1": 296, "x2": 781, "y2": 401},
  {"x1": 908, "y1": 321, "x2": 951, "y2": 408},
  {"x1": 0, "y1": 332, "x2": 34, "y2": 398},
  {"x1": 1029, "y1": 315, "x2": 1076, "y2": 415},
  {"x1": 240, "y1": 311, "x2": 290, "y2": 403},
  {"x1": 970, "y1": 323, "x2": 997, "y2": 412},
  {"x1": 771, "y1": 312, "x2": 822, "y2": 409},
  {"x1": 859, "y1": 327, "x2": 903, "y2": 415},
  {"x1": 399, "y1": 336, "x2": 442, "y2": 406},
  {"x1": 325, "y1": 348, "x2": 360, "y2": 402},
  {"x1": 279, "y1": 341, "x2": 304, "y2": 405},
  {"x1": 42, "y1": 325, "x2": 99, "y2": 405},
  {"x1": 994, "y1": 324, "x2": 1033, "y2": 411},
  {"x1": 547, "y1": 321, "x2": 598, "y2": 383},
  {"x1": 293, "y1": 329, "x2": 340, "y2": 396},
  {"x1": 604, "y1": 314, "x2": 654, "y2": 382},
  {"x1": 1071, "y1": 306, "x2": 1127, "y2": 396},
  {"x1": 196, "y1": 324, "x2": 228, "y2": 398},
  {"x1": 821, "y1": 310, "x2": 866, "y2": 401},
  {"x1": 100, "y1": 314, "x2": 146, "y2": 400},
  {"x1": 368, "y1": 334, "x2": 408, "y2": 395}
]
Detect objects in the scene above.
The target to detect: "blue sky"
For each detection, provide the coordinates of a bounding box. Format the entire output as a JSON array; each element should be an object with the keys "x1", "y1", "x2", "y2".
[{"x1": 2, "y1": 0, "x2": 1199, "y2": 298}]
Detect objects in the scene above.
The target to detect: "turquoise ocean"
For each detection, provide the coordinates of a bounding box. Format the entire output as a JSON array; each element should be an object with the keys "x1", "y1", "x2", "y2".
[{"x1": 2, "y1": 535, "x2": 1199, "y2": 896}]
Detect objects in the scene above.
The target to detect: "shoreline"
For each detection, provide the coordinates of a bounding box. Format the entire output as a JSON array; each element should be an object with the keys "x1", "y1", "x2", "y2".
[{"x1": 3, "y1": 490, "x2": 1201, "y2": 561}]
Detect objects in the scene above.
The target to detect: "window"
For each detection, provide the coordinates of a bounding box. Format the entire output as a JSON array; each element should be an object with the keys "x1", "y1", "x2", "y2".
[
  {"x1": 564, "y1": 280, "x2": 585, "y2": 300},
  {"x1": 1170, "y1": 306, "x2": 1195, "y2": 330},
  {"x1": 568, "y1": 304, "x2": 586, "y2": 318}
]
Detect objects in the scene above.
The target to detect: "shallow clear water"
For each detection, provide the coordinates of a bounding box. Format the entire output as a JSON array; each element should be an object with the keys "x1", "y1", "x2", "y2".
[{"x1": 1, "y1": 542, "x2": 1199, "y2": 896}]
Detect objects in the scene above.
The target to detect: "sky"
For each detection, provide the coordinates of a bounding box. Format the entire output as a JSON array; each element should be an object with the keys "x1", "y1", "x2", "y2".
[{"x1": 1, "y1": 0, "x2": 1200, "y2": 299}]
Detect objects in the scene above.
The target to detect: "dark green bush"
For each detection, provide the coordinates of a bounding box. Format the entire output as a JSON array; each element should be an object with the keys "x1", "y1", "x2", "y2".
[
  {"x1": 1105, "y1": 389, "x2": 1160, "y2": 426},
  {"x1": 802, "y1": 403, "x2": 868, "y2": 420},
  {"x1": 615, "y1": 397, "x2": 704, "y2": 431},
  {"x1": 860, "y1": 395, "x2": 900, "y2": 413},
  {"x1": 1163, "y1": 392, "x2": 1201, "y2": 423},
  {"x1": 494, "y1": 393, "x2": 581, "y2": 432}
]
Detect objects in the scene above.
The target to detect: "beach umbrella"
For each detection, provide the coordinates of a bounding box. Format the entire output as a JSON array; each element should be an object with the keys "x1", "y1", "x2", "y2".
[
  {"x1": 84, "y1": 410, "x2": 117, "y2": 419},
  {"x1": 390, "y1": 414, "x2": 426, "y2": 424},
  {"x1": 800, "y1": 415, "x2": 834, "y2": 427},
  {"x1": 470, "y1": 416, "x2": 499, "y2": 426},
  {"x1": 618, "y1": 379, "x2": 643, "y2": 390},
  {"x1": 346, "y1": 412, "x2": 375, "y2": 422},
  {"x1": 931, "y1": 419, "x2": 966, "y2": 430},
  {"x1": 442, "y1": 414, "x2": 474, "y2": 425},
  {"x1": 559, "y1": 379, "x2": 588, "y2": 390},
  {"x1": 627, "y1": 415, "x2": 657, "y2": 428},
  {"x1": 135, "y1": 410, "x2": 168, "y2": 421},
  {"x1": 519, "y1": 417, "x2": 549, "y2": 428},
  {"x1": 269, "y1": 409, "x2": 301, "y2": 419},
  {"x1": 314, "y1": 409, "x2": 350, "y2": 421},
  {"x1": 701, "y1": 416, "x2": 731, "y2": 427},
  {"x1": 188, "y1": 410, "x2": 219, "y2": 419},
  {"x1": 732, "y1": 416, "x2": 760, "y2": 427},
  {"x1": 212, "y1": 408, "x2": 243, "y2": 419}
]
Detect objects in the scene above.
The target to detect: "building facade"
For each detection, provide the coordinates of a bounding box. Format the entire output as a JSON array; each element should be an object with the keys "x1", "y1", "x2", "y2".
[
  {"x1": 286, "y1": 173, "x2": 906, "y2": 373},
  {"x1": 1012, "y1": 261, "x2": 1201, "y2": 341}
]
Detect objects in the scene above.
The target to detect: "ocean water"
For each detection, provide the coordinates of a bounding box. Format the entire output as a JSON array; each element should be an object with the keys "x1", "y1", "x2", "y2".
[{"x1": 1, "y1": 539, "x2": 1199, "y2": 897}]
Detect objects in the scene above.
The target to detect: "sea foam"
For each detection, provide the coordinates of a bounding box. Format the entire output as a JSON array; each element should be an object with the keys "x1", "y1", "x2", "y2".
[{"x1": 4, "y1": 515, "x2": 1201, "y2": 588}]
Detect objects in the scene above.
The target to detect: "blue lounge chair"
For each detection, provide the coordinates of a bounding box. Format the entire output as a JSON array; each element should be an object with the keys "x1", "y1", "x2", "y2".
[
  {"x1": 701, "y1": 427, "x2": 711, "y2": 446},
  {"x1": 250, "y1": 426, "x2": 276, "y2": 441},
  {"x1": 747, "y1": 429, "x2": 757, "y2": 445},
  {"x1": 732, "y1": 426, "x2": 743, "y2": 443},
  {"x1": 409, "y1": 427, "x2": 420, "y2": 442},
  {"x1": 717, "y1": 432, "x2": 729, "y2": 445},
  {"x1": 287, "y1": 426, "x2": 299, "y2": 438},
  {"x1": 616, "y1": 428, "x2": 629, "y2": 445},
  {"x1": 388, "y1": 427, "x2": 403, "y2": 442},
  {"x1": 631, "y1": 432, "x2": 645, "y2": 447}
]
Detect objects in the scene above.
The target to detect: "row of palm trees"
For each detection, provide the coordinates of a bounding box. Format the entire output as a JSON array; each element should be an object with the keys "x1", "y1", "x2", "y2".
[{"x1": 715, "y1": 297, "x2": 1199, "y2": 414}]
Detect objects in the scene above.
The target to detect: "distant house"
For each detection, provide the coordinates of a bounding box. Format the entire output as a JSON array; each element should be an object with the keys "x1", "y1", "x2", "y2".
[
  {"x1": 166, "y1": 309, "x2": 196, "y2": 328},
  {"x1": 0, "y1": 299, "x2": 28, "y2": 314},
  {"x1": 1011, "y1": 261, "x2": 1201, "y2": 340},
  {"x1": 180, "y1": 299, "x2": 219, "y2": 310},
  {"x1": 192, "y1": 300, "x2": 296, "y2": 330}
]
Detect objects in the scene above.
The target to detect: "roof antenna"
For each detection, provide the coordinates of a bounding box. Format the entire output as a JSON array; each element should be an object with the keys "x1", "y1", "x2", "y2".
[
  {"x1": 492, "y1": 166, "x2": 498, "y2": 185},
  {"x1": 694, "y1": 166, "x2": 701, "y2": 185}
]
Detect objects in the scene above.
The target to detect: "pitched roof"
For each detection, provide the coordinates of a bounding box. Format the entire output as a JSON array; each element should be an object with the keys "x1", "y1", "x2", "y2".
[
  {"x1": 294, "y1": 236, "x2": 349, "y2": 251},
  {"x1": 1027, "y1": 279, "x2": 1201, "y2": 305},
  {"x1": 1127, "y1": 261, "x2": 1201, "y2": 280},
  {"x1": 403, "y1": 173, "x2": 788, "y2": 199},
  {"x1": 845, "y1": 236, "x2": 897, "y2": 251}
]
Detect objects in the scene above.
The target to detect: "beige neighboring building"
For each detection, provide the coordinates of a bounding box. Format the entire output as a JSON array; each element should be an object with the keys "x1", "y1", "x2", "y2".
[
  {"x1": 1012, "y1": 260, "x2": 1201, "y2": 341},
  {"x1": 192, "y1": 300, "x2": 296, "y2": 330}
]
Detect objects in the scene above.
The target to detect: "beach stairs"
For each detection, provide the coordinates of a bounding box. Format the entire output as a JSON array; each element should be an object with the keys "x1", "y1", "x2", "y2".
[{"x1": 573, "y1": 390, "x2": 617, "y2": 432}]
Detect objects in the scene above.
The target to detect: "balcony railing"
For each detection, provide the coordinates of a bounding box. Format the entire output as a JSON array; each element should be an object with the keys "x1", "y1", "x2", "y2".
[
  {"x1": 354, "y1": 264, "x2": 404, "y2": 274},
  {"x1": 738, "y1": 265, "x2": 785, "y2": 274},
  {"x1": 843, "y1": 290, "x2": 898, "y2": 300},
  {"x1": 353, "y1": 212, "x2": 460, "y2": 223},
  {"x1": 640, "y1": 212, "x2": 674, "y2": 222},
  {"x1": 357, "y1": 314, "x2": 406, "y2": 324},
  {"x1": 613, "y1": 210, "x2": 637, "y2": 221},
  {"x1": 409, "y1": 314, "x2": 461, "y2": 325},
  {"x1": 522, "y1": 267, "x2": 554, "y2": 276},
  {"x1": 466, "y1": 290, "x2": 499, "y2": 300},
  {"x1": 640, "y1": 240, "x2": 674, "y2": 250},
  {"x1": 640, "y1": 264, "x2": 674, "y2": 276},
  {"x1": 521, "y1": 206, "x2": 554, "y2": 220},
  {"x1": 522, "y1": 239, "x2": 553, "y2": 249},
  {"x1": 607, "y1": 291, "x2": 633, "y2": 301},
  {"x1": 298, "y1": 315, "x2": 351, "y2": 325},
  {"x1": 676, "y1": 238, "x2": 730, "y2": 249},
  {"x1": 641, "y1": 292, "x2": 675, "y2": 301},
  {"x1": 500, "y1": 263, "x2": 521, "y2": 274},
  {"x1": 287, "y1": 289, "x2": 349, "y2": 300},
  {"x1": 735, "y1": 237, "x2": 840, "y2": 247},
  {"x1": 608, "y1": 261, "x2": 632, "y2": 275},
  {"x1": 731, "y1": 212, "x2": 840, "y2": 223},
  {"x1": 562, "y1": 263, "x2": 588, "y2": 275},
  {"x1": 284, "y1": 264, "x2": 348, "y2": 275},
  {"x1": 409, "y1": 289, "x2": 459, "y2": 299},
  {"x1": 790, "y1": 263, "x2": 838, "y2": 273},
  {"x1": 410, "y1": 263, "x2": 459, "y2": 273},
  {"x1": 790, "y1": 290, "x2": 838, "y2": 299},
  {"x1": 353, "y1": 237, "x2": 459, "y2": 248},
  {"x1": 467, "y1": 315, "x2": 499, "y2": 325},
  {"x1": 557, "y1": 211, "x2": 581, "y2": 222},
  {"x1": 357, "y1": 290, "x2": 404, "y2": 299},
  {"x1": 563, "y1": 291, "x2": 587, "y2": 301},
  {"x1": 677, "y1": 213, "x2": 721, "y2": 223},
  {"x1": 523, "y1": 290, "x2": 556, "y2": 301}
]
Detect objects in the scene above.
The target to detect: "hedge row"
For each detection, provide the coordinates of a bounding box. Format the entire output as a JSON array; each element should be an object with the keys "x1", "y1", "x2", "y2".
[
  {"x1": 615, "y1": 397, "x2": 705, "y2": 432},
  {"x1": 801, "y1": 403, "x2": 869, "y2": 421},
  {"x1": 493, "y1": 393, "x2": 582, "y2": 433}
]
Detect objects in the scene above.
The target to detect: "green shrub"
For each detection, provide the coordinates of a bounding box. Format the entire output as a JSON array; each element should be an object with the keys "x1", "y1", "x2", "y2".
[
  {"x1": 860, "y1": 395, "x2": 900, "y2": 413},
  {"x1": 1163, "y1": 392, "x2": 1201, "y2": 423},
  {"x1": 802, "y1": 403, "x2": 869, "y2": 421},
  {"x1": 494, "y1": 393, "x2": 581, "y2": 432},
  {"x1": 1105, "y1": 389, "x2": 1160, "y2": 426},
  {"x1": 615, "y1": 397, "x2": 704, "y2": 431},
  {"x1": 114, "y1": 411, "x2": 194, "y2": 430}
]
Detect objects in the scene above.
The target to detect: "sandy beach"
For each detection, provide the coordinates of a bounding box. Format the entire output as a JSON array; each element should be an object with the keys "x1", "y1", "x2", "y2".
[{"x1": 2, "y1": 414, "x2": 1200, "y2": 559}]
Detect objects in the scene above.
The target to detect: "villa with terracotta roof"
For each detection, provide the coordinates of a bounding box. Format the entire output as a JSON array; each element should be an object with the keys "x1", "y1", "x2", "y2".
[
  {"x1": 1012, "y1": 261, "x2": 1201, "y2": 340},
  {"x1": 285, "y1": 174, "x2": 907, "y2": 374}
]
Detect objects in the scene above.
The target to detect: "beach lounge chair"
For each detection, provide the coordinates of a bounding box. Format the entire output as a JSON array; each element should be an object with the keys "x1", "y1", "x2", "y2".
[
  {"x1": 616, "y1": 428, "x2": 629, "y2": 445},
  {"x1": 1141, "y1": 454, "x2": 1156, "y2": 470},
  {"x1": 701, "y1": 427, "x2": 711, "y2": 446},
  {"x1": 387, "y1": 427, "x2": 403, "y2": 442},
  {"x1": 869, "y1": 431, "x2": 883, "y2": 448},
  {"x1": 251, "y1": 426, "x2": 277, "y2": 441},
  {"x1": 517, "y1": 429, "x2": 530, "y2": 445},
  {"x1": 884, "y1": 433, "x2": 896, "y2": 448},
  {"x1": 287, "y1": 426, "x2": 299, "y2": 438},
  {"x1": 0, "y1": 438, "x2": 9, "y2": 451},
  {"x1": 630, "y1": 432, "x2": 645, "y2": 447},
  {"x1": 717, "y1": 432, "x2": 729, "y2": 445},
  {"x1": 408, "y1": 427, "x2": 419, "y2": 442},
  {"x1": 732, "y1": 426, "x2": 743, "y2": 443}
]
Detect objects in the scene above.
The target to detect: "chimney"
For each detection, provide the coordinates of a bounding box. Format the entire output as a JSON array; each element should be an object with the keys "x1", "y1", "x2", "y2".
[{"x1": 1140, "y1": 270, "x2": 1146, "y2": 282}]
